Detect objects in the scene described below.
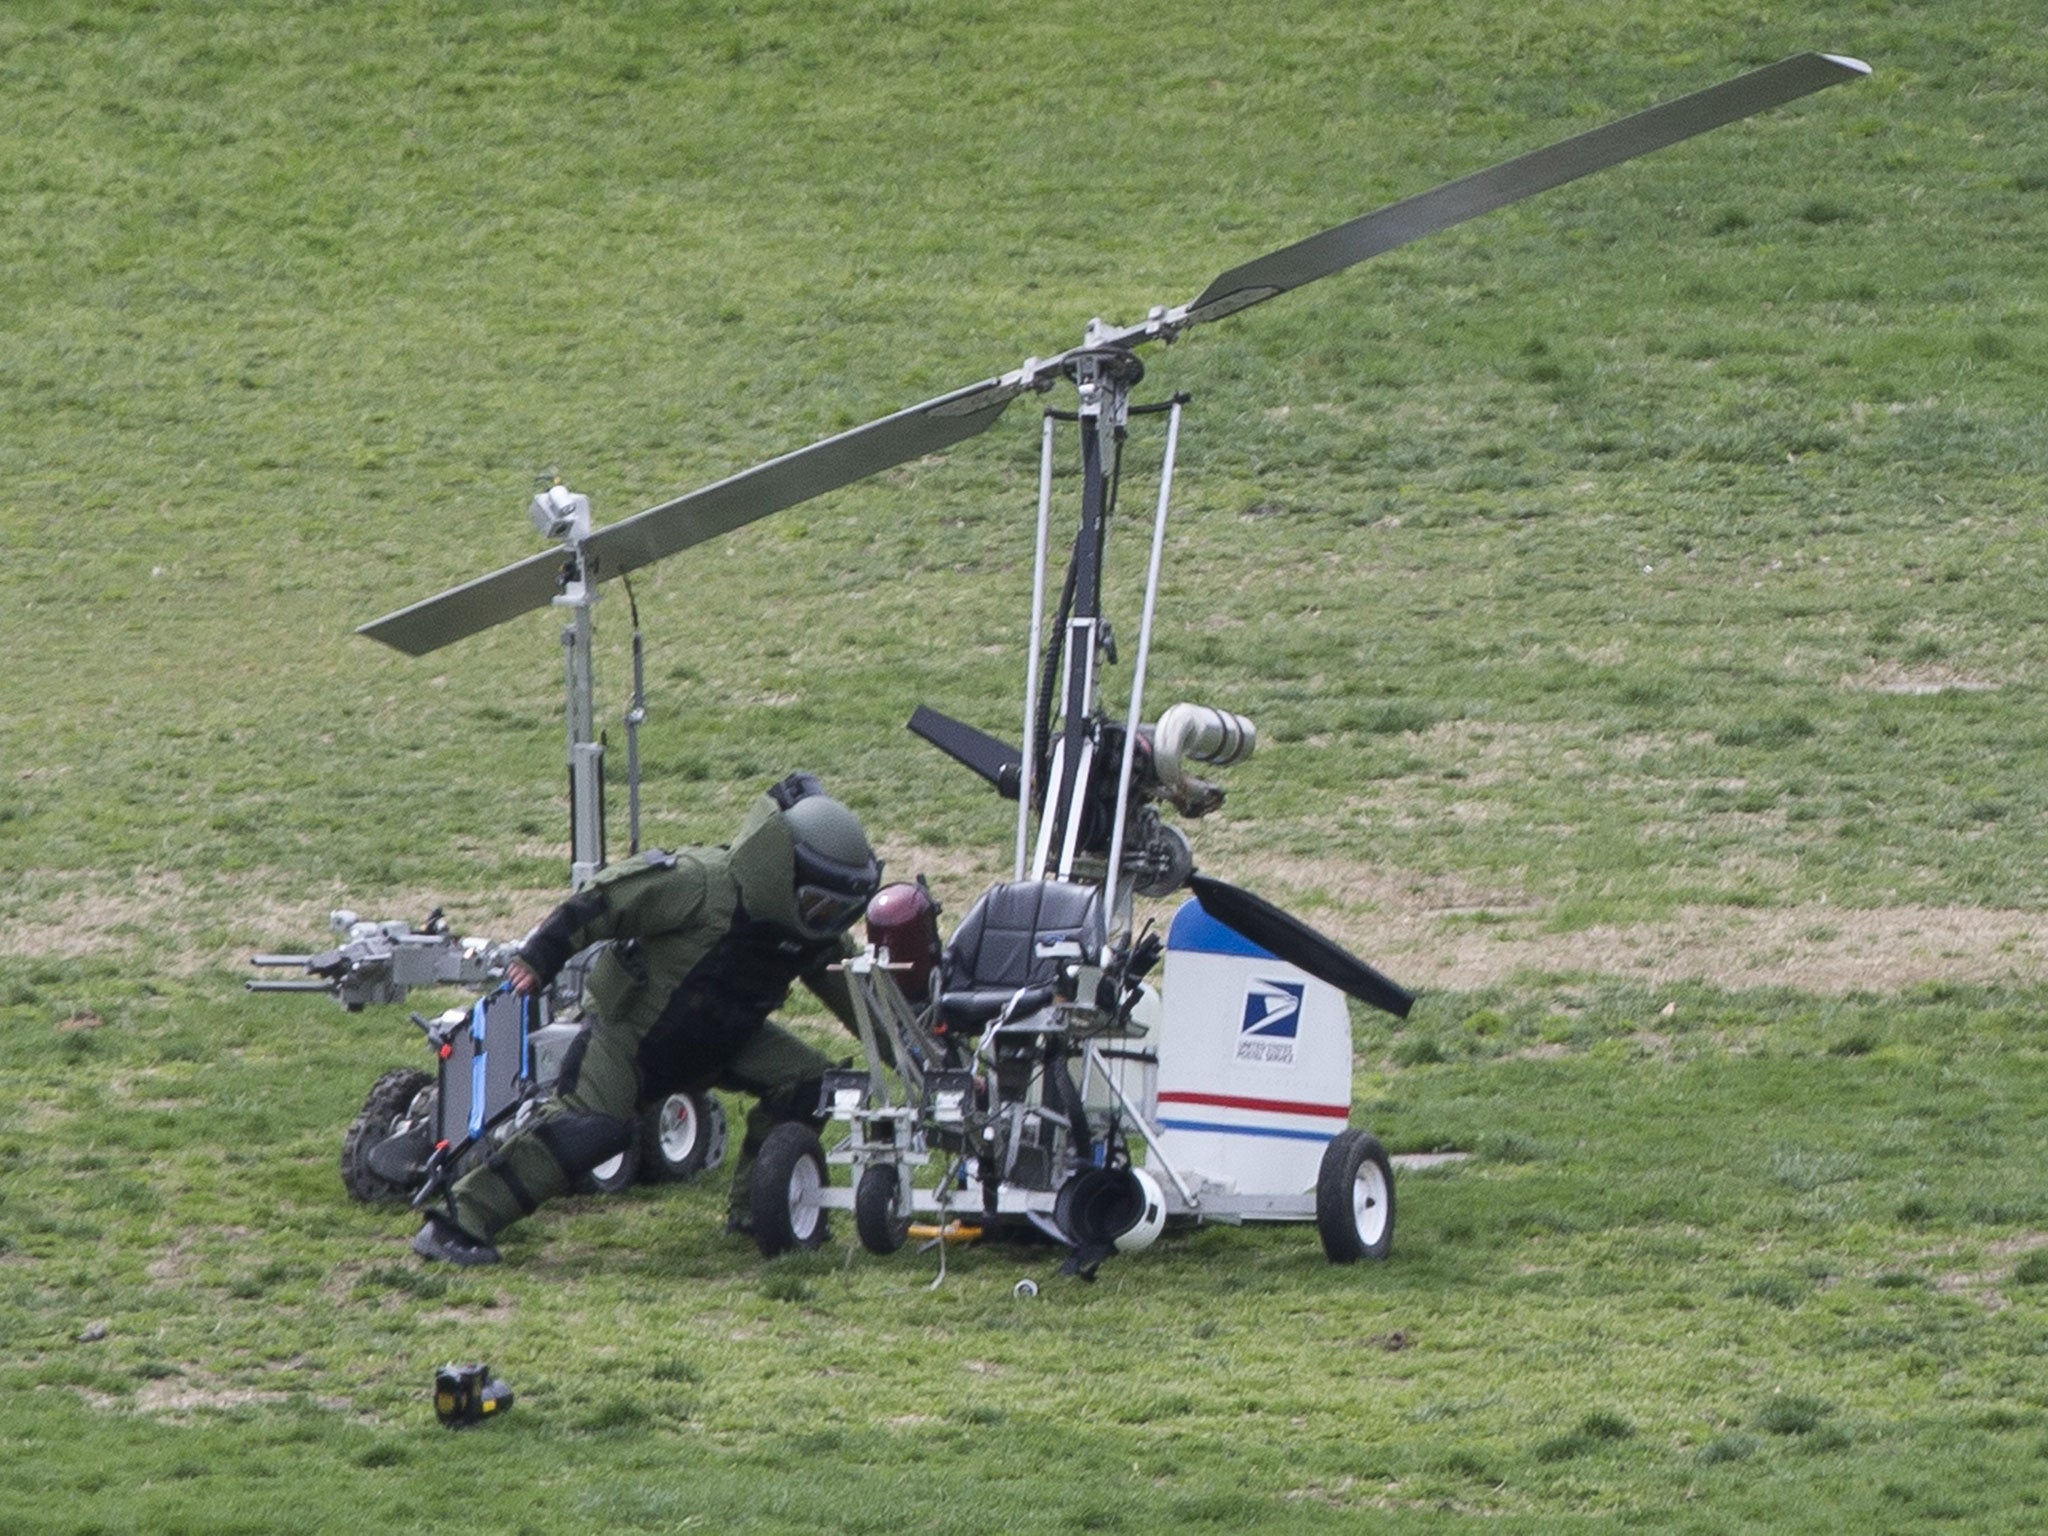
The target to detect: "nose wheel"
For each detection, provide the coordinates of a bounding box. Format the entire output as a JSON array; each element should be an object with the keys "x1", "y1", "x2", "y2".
[
  {"x1": 855, "y1": 1164, "x2": 911, "y2": 1255},
  {"x1": 1316, "y1": 1129, "x2": 1394, "y2": 1263},
  {"x1": 750, "y1": 1123, "x2": 831, "y2": 1258}
]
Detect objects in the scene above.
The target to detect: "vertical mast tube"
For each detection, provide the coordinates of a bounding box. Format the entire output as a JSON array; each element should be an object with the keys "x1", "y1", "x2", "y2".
[
  {"x1": 560, "y1": 545, "x2": 605, "y2": 891},
  {"x1": 1018, "y1": 411, "x2": 1057, "y2": 881},
  {"x1": 1103, "y1": 397, "x2": 1183, "y2": 925},
  {"x1": 1045, "y1": 354, "x2": 1122, "y2": 876}
]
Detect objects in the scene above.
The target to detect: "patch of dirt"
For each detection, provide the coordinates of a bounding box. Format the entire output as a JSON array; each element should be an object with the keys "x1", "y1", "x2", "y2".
[
  {"x1": 1934, "y1": 1272, "x2": 2010, "y2": 1312},
  {"x1": 1, "y1": 868, "x2": 179, "y2": 956},
  {"x1": 1842, "y1": 661, "x2": 2000, "y2": 695},
  {"x1": 1163, "y1": 850, "x2": 2048, "y2": 993},
  {"x1": 2, "y1": 867, "x2": 360, "y2": 978},
  {"x1": 147, "y1": 1239, "x2": 198, "y2": 1285},
  {"x1": 69, "y1": 1376, "x2": 308, "y2": 1415},
  {"x1": 30, "y1": 842, "x2": 2048, "y2": 998},
  {"x1": 129, "y1": 1376, "x2": 358, "y2": 1414},
  {"x1": 1364, "y1": 902, "x2": 2048, "y2": 995},
  {"x1": 137, "y1": 1380, "x2": 284, "y2": 1412}
]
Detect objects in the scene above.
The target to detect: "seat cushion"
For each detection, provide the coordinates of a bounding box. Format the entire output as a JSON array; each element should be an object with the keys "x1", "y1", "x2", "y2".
[{"x1": 934, "y1": 881, "x2": 1104, "y2": 1034}]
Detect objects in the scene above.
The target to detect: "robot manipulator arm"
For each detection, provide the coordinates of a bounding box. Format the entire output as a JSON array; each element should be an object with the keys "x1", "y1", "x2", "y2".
[{"x1": 248, "y1": 909, "x2": 515, "y2": 1012}]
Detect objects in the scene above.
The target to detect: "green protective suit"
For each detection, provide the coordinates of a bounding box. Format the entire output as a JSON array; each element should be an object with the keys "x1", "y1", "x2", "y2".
[{"x1": 440, "y1": 789, "x2": 862, "y2": 1242}]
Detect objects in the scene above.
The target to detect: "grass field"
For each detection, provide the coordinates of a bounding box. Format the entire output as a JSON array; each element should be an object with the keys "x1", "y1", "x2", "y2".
[{"x1": 5, "y1": 0, "x2": 2048, "y2": 1530}]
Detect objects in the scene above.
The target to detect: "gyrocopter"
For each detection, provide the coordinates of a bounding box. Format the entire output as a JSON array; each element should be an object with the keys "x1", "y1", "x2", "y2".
[{"x1": 261, "y1": 53, "x2": 1868, "y2": 1275}]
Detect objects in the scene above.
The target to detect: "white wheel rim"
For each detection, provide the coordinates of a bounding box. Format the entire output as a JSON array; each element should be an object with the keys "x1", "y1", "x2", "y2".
[
  {"x1": 591, "y1": 1153, "x2": 626, "y2": 1183},
  {"x1": 656, "y1": 1096, "x2": 699, "y2": 1163},
  {"x1": 788, "y1": 1157, "x2": 824, "y2": 1240},
  {"x1": 1352, "y1": 1158, "x2": 1390, "y2": 1246}
]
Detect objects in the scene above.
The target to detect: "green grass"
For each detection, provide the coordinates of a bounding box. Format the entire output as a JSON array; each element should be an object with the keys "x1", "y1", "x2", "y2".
[
  {"x1": 11, "y1": 977, "x2": 2048, "y2": 1531},
  {"x1": 5, "y1": 0, "x2": 2048, "y2": 1529}
]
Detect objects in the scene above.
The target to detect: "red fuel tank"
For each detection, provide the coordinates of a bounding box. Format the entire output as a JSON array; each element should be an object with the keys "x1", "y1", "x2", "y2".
[{"x1": 864, "y1": 879, "x2": 943, "y2": 1005}]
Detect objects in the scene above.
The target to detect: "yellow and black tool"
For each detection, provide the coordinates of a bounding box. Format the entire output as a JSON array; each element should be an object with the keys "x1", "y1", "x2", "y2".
[{"x1": 434, "y1": 1362, "x2": 514, "y2": 1428}]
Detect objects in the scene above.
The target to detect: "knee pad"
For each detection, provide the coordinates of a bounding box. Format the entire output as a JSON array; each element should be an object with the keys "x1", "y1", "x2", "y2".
[
  {"x1": 759, "y1": 1072, "x2": 827, "y2": 1124},
  {"x1": 535, "y1": 1112, "x2": 633, "y2": 1178}
]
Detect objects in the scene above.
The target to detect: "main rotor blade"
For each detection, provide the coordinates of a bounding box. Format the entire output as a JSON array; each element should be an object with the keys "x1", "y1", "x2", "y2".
[
  {"x1": 1185, "y1": 51, "x2": 1870, "y2": 326},
  {"x1": 1188, "y1": 873, "x2": 1415, "y2": 1020},
  {"x1": 361, "y1": 53, "x2": 1869, "y2": 657},
  {"x1": 359, "y1": 377, "x2": 1026, "y2": 655}
]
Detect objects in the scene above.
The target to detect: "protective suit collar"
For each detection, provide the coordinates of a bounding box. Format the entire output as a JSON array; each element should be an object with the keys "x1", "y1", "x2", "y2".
[{"x1": 727, "y1": 791, "x2": 802, "y2": 935}]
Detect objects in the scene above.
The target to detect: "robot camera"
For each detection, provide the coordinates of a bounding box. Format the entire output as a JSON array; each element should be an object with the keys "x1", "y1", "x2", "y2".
[{"x1": 528, "y1": 484, "x2": 591, "y2": 542}]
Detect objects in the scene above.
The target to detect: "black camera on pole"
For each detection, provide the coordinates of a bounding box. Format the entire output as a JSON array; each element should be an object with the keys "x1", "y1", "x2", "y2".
[{"x1": 434, "y1": 1362, "x2": 513, "y2": 1428}]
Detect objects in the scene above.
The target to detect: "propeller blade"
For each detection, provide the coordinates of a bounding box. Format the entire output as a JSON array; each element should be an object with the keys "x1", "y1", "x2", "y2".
[
  {"x1": 907, "y1": 706, "x2": 1022, "y2": 799},
  {"x1": 1183, "y1": 51, "x2": 1870, "y2": 326},
  {"x1": 359, "y1": 376, "x2": 1027, "y2": 655},
  {"x1": 1188, "y1": 873, "x2": 1414, "y2": 1019}
]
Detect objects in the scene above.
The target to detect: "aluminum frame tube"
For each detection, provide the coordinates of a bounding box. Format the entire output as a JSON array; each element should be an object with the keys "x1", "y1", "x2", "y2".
[{"x1": 1102, "y1": 398, "x2": 1184, "y2": 928}]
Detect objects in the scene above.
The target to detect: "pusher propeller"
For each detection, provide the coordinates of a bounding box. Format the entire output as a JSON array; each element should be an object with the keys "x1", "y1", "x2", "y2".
[
  {"x1": 1188, "y1": 874, "x2": 1414, "y2": 1020},
  {"x1": 904, "y1": 705, "x2": 1417, "y2": 1018},
  {"x1": 906, "y1": 706, "x2": 1024, "y2": 799}
]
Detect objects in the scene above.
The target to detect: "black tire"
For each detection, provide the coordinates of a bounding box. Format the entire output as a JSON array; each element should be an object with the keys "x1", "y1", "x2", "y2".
[
  {"x1": 341, "y1": 1068, "x2": 434, "y2": 1204},
  {"x1": 854, "y1": 1164, "x2": 910, "y2": 1255},
  {"x1": 637, "y1": 1090, "x2": 728, "y2": 1184},
  {"x1": 578, "y1": 1132, "x2": 641, "y2": 1195},
  {"x1": 1317, "y1": 1129, "x2": 1395, "y2": 1263},
  {"x1": 750, "y1": 1123, "x2": 829, "y2": 1258}
]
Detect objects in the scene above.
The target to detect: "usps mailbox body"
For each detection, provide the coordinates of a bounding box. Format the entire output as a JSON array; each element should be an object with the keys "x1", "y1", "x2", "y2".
[{"x1": 1153, "y1": 898, "x2": 1354, "y2": 1205}]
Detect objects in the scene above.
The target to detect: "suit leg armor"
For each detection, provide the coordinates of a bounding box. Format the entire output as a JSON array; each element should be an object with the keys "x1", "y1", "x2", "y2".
[
  {"x1": 443, "y1": 1019, "x2": 641, "y2": 1241},
  {"x1": 718, "y1": 1021, "x2": 833, "y2": 1225}
]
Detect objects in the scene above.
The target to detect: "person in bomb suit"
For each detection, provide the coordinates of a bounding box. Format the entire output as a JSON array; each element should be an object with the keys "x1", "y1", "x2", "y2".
[{"x1": 414, "y1": 773, "x2": 882, "y2": 1266}]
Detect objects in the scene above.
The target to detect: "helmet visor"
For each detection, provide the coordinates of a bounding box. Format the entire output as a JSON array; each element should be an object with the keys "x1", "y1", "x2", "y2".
[
  {"x1": 795, "y1": 883, "x2": 872, "y2": 937},
  {"x1": 791, "y1": 843, "x2": 882, "y2": 937}
]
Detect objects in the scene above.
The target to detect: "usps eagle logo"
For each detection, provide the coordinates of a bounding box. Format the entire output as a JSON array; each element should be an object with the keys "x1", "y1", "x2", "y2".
[{"x1": 1234, "y1": 978, "x2": 1305, "y2": 1065}]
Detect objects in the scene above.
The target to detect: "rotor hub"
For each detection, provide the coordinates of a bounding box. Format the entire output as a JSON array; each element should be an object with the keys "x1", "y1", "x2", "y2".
[{"x1": 1066, "y1": 346, "x2": 1145, "y2": 391}]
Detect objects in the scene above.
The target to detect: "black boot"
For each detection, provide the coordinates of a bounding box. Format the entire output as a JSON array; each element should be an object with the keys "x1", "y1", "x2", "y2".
[{"x1": 412, "y1": 1213, "x2": 501, "y2": 1266}]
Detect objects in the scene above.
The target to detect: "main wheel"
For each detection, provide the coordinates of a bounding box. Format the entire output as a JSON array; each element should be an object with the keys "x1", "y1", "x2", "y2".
[
  {"x1": 750, "y1": 1122, "x2": 829, "y2": 1258},
  {"x1": 854, "y1": 1164, "x2": 910, "y2": 1255},
  {"x1": 341, "y1": 1068, "x2": 433, "y2": 1203},
  {"x1": 1317, "y1": 1129, "x2": 1395, "y2": 1263},
  {"x1": 638, "y1": 1090, "x2": 728, "y2": 1184}
]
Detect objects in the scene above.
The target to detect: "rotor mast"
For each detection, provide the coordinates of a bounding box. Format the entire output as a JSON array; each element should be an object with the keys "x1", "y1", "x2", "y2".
[
  {"x1": 1031, "y1": 340, "x2": 1147, "y2": 885},
  {"x1": 532, "y1": 484, "x2": 607, "y2": 890},
  {"x1": 560, "y1": 559, "x2": 604, "y2": 890}
]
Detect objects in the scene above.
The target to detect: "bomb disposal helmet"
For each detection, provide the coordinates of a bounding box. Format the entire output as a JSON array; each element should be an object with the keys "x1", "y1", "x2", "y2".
[
  {"x1": 784, "y1": 791, "x2": 883, "y2": 938},
  {"x1": 729, "y1": 773, "x2": 884, "y2": 939}
]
